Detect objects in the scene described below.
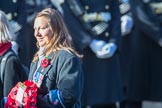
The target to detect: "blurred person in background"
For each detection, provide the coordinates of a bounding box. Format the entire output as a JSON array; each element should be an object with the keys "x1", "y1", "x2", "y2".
[
  {"x1": 0, "y1": 0, "x2": 27, "y2": 65},
  {"x1": 60, "y1": 0, "x2": 123, "y2": 108},
  {"x1": 125, "y1": 0, "x2": 162, "y2": 108},
  {"x1": 0, "y1": 10, "x2": 27, "y2": 108}
]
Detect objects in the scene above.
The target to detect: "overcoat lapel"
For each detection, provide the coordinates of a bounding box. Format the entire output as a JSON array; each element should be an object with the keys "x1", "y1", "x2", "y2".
[
  {"x1": 28, "y1": 60, "x2": 38, "y2": 80},
  {"x1": 28, "y1": 52, "x2": 55, "y2": 80}
]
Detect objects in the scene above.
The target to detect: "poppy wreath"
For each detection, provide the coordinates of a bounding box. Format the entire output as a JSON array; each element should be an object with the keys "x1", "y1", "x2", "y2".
[
  {"x1": 41, "y1": 57, "x2": 50, "y2": 68},
  {"x1": 5, "y1": 80, "x2": 38, "y2": 108}
]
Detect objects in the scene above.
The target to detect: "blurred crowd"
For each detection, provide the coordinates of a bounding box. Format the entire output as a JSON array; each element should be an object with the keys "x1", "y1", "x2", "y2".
[{"x1": 1, "y1": 0, "x2": 162, "y2": 108}]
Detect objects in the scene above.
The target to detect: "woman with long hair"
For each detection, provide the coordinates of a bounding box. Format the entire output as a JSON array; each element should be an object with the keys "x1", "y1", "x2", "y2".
[{"x1": 28, "y1": 8, "x2": 83, "y2": 108}]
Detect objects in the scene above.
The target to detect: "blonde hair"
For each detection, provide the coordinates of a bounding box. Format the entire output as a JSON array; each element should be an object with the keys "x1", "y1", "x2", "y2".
[
  {"x1": 0, "y1": 10, "x2": 14, "y2": 43},
  {"x1": 33, "y1": 8, "x2": 82, "y2": 62}
]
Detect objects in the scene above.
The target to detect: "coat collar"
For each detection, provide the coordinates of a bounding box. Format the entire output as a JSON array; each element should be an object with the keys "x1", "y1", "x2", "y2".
[{"x1": 28, "y1": 52, "x2": 55, "y2": 80}]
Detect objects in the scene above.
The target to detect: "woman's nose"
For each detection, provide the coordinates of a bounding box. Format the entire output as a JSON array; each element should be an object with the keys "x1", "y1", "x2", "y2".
[{"x1": 35, "y1": 29, "x2": 40, "y2": 36}]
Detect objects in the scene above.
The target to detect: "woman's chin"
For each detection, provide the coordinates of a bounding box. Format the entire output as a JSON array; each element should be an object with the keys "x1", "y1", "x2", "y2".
[{"x1": 39, "y1": 43, "x2": 45, "y2": 47}]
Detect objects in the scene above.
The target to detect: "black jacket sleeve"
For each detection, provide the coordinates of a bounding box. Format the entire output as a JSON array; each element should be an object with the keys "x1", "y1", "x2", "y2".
[{"x1": 109, "y1": 0, "x2": 121, "y2": 46}]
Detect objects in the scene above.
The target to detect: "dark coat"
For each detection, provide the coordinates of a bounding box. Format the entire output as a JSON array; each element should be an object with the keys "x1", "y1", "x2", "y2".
[
  {"x1": 119, "y1": 33, "x2": 133, "y2": 100},
  {"x1": 28, "y1": 50, "x2": 83, "y2": 108},
  {"x1": 127, "y1": 0, "x2": 162, "y2": 101},
  {"x1": 62, "y1": 0, "x2": 123, "y2": 105},
  {"x1": 0, "y1": 49, "x2": 27, "y2": 99}
]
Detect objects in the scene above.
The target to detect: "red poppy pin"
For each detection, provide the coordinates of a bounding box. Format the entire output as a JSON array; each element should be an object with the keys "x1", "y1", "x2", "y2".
[{"x1": 41, "y1": 57, "x2": 50, "y2": 68}]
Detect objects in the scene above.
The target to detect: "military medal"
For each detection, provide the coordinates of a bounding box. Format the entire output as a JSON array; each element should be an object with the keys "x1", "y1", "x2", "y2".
[{"x1": 33, "y1": 71, "x2": 44, "y2": 88}]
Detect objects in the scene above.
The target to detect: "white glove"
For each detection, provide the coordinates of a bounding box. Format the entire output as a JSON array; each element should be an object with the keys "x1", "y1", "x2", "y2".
[
  {"x1": 89, "y1": 39, "x2": 106, "y2": 55},
  {"x1": 96, "y1": 42, "x2": 117, "y2": 59},
  {"x1": 121, "y1": 15, "x2": 134, "y2": 36}
]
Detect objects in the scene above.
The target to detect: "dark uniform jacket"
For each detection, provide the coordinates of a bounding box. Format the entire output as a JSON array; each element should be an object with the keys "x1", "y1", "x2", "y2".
[
  {"x1": 128, "y1": 0, "x2": 162, "y2": 101},
  {"x1": 28, "y1": 50, "x2": 83, "y2": 108},
  {"x1": 62, "y1": 0, "x2": 123, "y2": 105},
  {"x1": 0, "y1": 49, "x2": 27, "y2": 106}
]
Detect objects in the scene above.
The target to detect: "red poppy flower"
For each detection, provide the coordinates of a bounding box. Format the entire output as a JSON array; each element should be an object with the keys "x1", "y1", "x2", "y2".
[
  {"x1": 41, "y1": 57, "x2": 50, "y2": 68},
  {"x1": 5, "y1": 80, "x2": 37, "y2": 108}
]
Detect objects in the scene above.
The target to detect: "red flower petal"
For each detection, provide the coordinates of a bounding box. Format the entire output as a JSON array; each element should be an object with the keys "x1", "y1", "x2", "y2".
[
  {"x1": 41, "y1": 57, "x2": 50, "y2": 68},
  {"x1": 5, "y1": 80, "x2": 38, "y2": 108}
]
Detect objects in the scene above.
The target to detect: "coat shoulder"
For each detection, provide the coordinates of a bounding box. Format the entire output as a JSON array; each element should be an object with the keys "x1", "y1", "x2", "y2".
[
  {"x1": 57, "y1": 50, "x2": 76, "y2": 58},
  {"x1": 56, "y1": 50, "x2": 81, "y2": 64}
]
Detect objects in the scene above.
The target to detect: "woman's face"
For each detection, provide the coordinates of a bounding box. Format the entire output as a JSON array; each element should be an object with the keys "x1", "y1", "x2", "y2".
[{"x1": 34, "y1": 16, "x2": 53, "y2": 47}]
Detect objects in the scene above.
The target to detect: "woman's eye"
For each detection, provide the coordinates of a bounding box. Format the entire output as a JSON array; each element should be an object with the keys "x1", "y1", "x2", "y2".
[
  {"x1": 40, "y1": 27, "x2": 45, "y2": 29},
  {"x1": 41, "y1": 26, "x2": 48, "y2": 29}
]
